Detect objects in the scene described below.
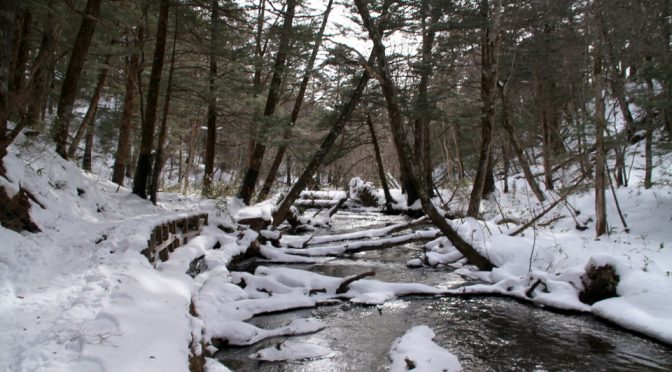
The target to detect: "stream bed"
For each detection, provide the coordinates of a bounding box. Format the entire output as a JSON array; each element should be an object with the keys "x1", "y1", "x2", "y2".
[{"x1": 217, "y1": 211, "x2": 672, "y2": 371}]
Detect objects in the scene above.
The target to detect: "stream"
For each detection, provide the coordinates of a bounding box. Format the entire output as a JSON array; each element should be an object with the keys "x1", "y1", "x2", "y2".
[{"x1": 217, "y1": 211, "x2": 672, "y2": 371}]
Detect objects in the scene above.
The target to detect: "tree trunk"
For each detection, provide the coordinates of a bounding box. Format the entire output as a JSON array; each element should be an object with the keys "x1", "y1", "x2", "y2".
[
  {"x1": 20, "y1": 4, "x2": 55, "y2": 134},
  {"x1": 133, "y1": 0, "x2": 169, "y2": 199},
  {"x1": 414, "y1": 0, "x2": 440, "y2": 196},
  {"x1": 82, "y1": 114, "x2": 95, "y2": 171},
  {"x1": 354, "y1": 0, "x2": 493, "y2": 271},
  {"x1": 252, "y1": 0, "x2": 266, "y2": 96},
  {"x1": 237, "y1": 0, "x2": 296, "y2": 205},
  {"x1": 498, "y1": 84, "x2": 545, "y2": 202},
  {"x1": 501, "y1": 140, "x2": 509, "y2": 193},
  {"x1": 182, "y1": 120, "x2": 200, "y2": 192},
  {"x1": 467, "y1": 0, "x2": 501, "y2": 218},
  {"x1": 112, "y1": 26, "x2": 143, "y2": 186},
  {"x1": 367, "y1": 114, "x2": 395, "y2": 207},
  {"x1": 0, "y1": 0, "x2": 17, "y2": 173},
  {"x1": 149, "y1": 6, "x2": 179, "y2": 204},
  {"x1": 67, "y1": 52, "x2": 112, "y2": 159},
  {"x1": 257, "y1": 0, "x2": 333, "y2": 202},
  {"x1": 644, "y1": 126, "x2": 653, "y2": 189},
  {"x1": 52, "y1": 0, "x2": 102, "y2": 159},
  {"x1": 202, "y1": 0, "x2": 218, "y2": 195},
  {"x1": 540, "y1": 95, "x2": 554, "y2": 190},
  {"x1": 451, "y1": 123, "x2": 464, "y2": 179},
  {"x1": 594, "y1": 51, "x2": 607, "y2": 237},
  {"x1": 271, "y1": 53, "x2": 374, "y2": 229},
  {"x1": 10, "y1": 8, "x2": 30, "y2": 95}
]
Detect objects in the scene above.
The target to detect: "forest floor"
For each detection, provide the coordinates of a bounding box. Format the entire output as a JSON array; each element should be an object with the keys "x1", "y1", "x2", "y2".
[{"x1": 1, "y1": 133, "x2": 672, "y2": 371}]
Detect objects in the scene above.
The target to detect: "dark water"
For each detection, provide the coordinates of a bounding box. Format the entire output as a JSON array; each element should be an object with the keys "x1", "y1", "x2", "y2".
[{"x1": 217, "y1": 211, "x2": 672, "y2": 371}]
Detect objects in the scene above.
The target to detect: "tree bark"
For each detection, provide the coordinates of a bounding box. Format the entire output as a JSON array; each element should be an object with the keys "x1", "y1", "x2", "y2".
[
  {"x1": 67, "y1": 52, "x2": 112, "y2": 159},
  {"x1": 467, "y1": 0, "x2": 501, "y2": 218},
  {"x1": 354, "y1": 0, "x2": 494, "y2": 271},
  {"x1": 112, "y1": 26, "x2": 144, "y2": 186},
  {"x1": 257, "y1": 0, "x2": 333, "y2": 202},
  {"x1": 237, "y1": 0, "x2": 296, "y2": 205},
  {"x1": 271, "y1": 53, "x2": 374, "y2": 229},
  {"x1": 149, "y1": 5, "x2": 179, "y2": 204},
  {"x1": 133, "y1": 0, "x2": 170, "y2": 199},
  {"x1": 367, "y1": 114, "x2": 395, "y2": 207},
  {"x1": 52, "y1": 0, "x2": 102, "y2": 159},
  {"x1": 202, "y1": 0, "x2": 219, "y2": 194}
]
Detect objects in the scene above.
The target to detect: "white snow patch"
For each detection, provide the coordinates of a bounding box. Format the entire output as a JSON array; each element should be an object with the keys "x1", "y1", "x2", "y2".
[{"x1": 389, "y1": 325, "x2": 461, "y2": 372}]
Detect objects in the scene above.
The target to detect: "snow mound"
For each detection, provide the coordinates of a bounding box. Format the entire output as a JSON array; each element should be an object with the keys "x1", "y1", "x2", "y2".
[
  {"x1": 249, "y1": 341, "x2": 332, "y2": 361},
  {"x1": 389, "y1": 325, "x2": 461, "y2": 372}
]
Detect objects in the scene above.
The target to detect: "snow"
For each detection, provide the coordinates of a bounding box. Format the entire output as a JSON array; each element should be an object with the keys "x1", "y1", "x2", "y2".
[
  {"x1": 248, "y1": 340, "x2": 332, "y2": 361},
  {"x1": 389, "y1": 325, "x2": 461, "y2": 372}
]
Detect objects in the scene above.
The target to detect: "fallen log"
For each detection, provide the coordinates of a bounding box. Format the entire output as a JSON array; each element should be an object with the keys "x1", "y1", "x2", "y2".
[
  {"x1": 299, "y1": 216, "x2": 430, "y2": 248},
  {"x1": 336, "y1": 271, "x2": 375, "y2": 294},
  {"x1": 285, "y1": 230, "x2": 442, "y2": 257}
]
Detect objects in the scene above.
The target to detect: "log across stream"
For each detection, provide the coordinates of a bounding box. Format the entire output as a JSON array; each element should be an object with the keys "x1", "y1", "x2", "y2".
[{"x1": 218, "y1": 211, "x2": 672, "y2": 371}]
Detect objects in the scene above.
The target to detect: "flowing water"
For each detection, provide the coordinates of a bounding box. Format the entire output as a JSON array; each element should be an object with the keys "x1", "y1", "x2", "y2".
[{"x1": 217, "y1": 211, "x2": 672, "y2": 371}]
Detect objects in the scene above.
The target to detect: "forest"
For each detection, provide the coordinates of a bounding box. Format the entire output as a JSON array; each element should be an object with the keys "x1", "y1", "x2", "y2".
[{"x1": 1, "y1": 0, "x2": 672, "y2": 371}]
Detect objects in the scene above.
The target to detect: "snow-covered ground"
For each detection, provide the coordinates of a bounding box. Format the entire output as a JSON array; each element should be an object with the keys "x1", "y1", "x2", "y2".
[{"x1": 1, "y1": 129, "x2": 672, "y2": 371}]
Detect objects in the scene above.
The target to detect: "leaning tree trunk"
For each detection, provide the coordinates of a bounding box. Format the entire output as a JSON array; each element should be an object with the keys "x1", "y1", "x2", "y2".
[
  {"x1": 467, "y1": 0, "x2": 501, "y2": 218},
  {"x1": 498, "y1": 84, "x2": 545, "y2": 202},
  {"x1": 354, "y1": 0, "x2": 494, "y2": 271},
  {"x1": 237, "y1": 0, "x2": 296, "y2": 205},
  {"x1": 202, "y1": 0, "x2": 218, "y2": 195},
  {"x1": 52, "y1": 0, "x2": 102, "y2": 159},
  {"x1": 271, "y1": 53, "x2": 373, "y2": 229},
  {"x1": 367, "y1": 113, "x2": 395, "y2": 207},
  {"x1": 132, "y1": 0, "x2": 169, "y2": 199},
  {"x1": 112, "y1": 26, "x2": 143, "y2": 186},
  {"x1": 149, "y1": 6, "x2": 179, "y2": 204},
  {"x1": 257, "y1": 0, "x2": 333, "y2": 202},
  {"x1": 67, "y1": 52, "x2": 111, "y2": 159}
]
